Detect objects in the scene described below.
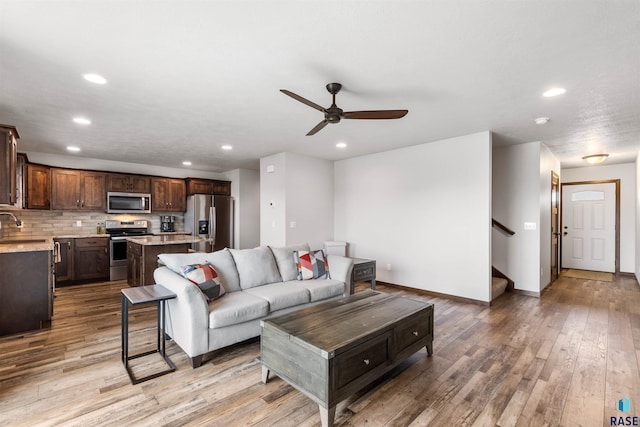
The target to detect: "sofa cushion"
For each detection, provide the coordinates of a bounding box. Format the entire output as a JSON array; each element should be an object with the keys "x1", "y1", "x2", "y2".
[
  {"x1": 158, "y1": 252, "x2": 210, "y2": 273},
  {"x1": 244, "y1": 282, "x2": 310, "y2": 311},
  {"x1": 288, "y1": 279, "x2": 345, "y2": 302},
  {"x1": 269, "y1": 243, "x2": 310, "y2": 282},
  {"x1": 229, "y1": 247, "x2": 282, "y2": 289},
  {"x1": 159, "y1": 249, "x2": 241, "y2": 293},
  {"x1": 206, "y1": 249, "x2": 241, "y2": 293},
  {"x1": 180, "y1": 263, "x2": 226, "y2": 302},
  {"x1": 294, "y1": 250, "x2": 330, "y2": 280},
  {"x1": 208, "y1": 291, "x2": 270, "y2": 329}
]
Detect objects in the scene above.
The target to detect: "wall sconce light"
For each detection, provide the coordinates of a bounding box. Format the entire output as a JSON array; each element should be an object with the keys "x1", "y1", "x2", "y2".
[{"x1": 582, "y1": 154, "x2": 609, "y2": 164}]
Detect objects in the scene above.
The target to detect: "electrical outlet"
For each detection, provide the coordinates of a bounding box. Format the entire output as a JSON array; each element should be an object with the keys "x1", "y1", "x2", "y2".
[
  {"x1": 76, "y1": 220, "x2": 82, "y2": 227},
  {"x1": 386, "y1": 263, "x2": 392, "y2": 271}
]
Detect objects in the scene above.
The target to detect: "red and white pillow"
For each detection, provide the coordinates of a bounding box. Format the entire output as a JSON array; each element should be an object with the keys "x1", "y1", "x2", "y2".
[
  {"x1": 180, "y1": 263, "x2": 226, "y2": 301},
  {"x1": 293, "y1": 250, "x2": 330, "y2": 280}
]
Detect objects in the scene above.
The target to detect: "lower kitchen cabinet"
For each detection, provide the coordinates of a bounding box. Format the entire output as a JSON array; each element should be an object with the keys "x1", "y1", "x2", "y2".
[
  {"x1": 0, "y1": 249, "x2": 53, "y2": 336},
  {"x1": 127, "y1": 241, "x2": 189, "y2": 287},
  {"x1": 55, "y1": 236, "x2": 109, "y2": 285}
]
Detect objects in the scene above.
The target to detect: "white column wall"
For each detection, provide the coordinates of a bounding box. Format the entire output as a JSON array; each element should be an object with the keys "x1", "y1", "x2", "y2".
[
  {"x1": 334, "y1": 132, "x2": 492, "y2": 303},
  {"x1": 260, "y1": 153, "x2": 287, "y2": 247},
  {"x1": 225, "y1": 168, "x2": 260, "y2": 249},
  {"x1": 562, "y1": 163, "x2": 636, "y2": 273}
]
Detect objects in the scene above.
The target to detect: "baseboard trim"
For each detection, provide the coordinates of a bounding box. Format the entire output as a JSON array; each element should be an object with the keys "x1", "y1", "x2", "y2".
[
  {"x1": 617, "y1": 272, "x2": 636, "y2": 278},
  {"x1": 375, "y1": 281, "x2": 490, "y2": 307}
]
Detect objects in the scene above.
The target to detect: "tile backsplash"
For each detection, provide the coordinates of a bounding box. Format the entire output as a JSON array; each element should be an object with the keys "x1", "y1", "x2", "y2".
[{"x1": 0, "y1": 210, "x2": 185, "y2": 240}]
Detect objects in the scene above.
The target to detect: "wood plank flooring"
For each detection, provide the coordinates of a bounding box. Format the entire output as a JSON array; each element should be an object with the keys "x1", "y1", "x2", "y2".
[{"x1": 1, "y1": 274, "x2": 639, "y2": 426}]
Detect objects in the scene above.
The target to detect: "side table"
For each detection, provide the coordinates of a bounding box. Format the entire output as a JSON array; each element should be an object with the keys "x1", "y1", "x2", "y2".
[
  {"x1": 121, "y1": 284, "x2": 177, "y2": 384},
  {"x1": 350, "y1": 258, "x2": 376, "y2": 294}
]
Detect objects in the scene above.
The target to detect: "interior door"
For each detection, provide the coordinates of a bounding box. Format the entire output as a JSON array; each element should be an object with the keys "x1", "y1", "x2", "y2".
[
  {"x1": 561, "y1": 182, "x2": 616, "y2": 272},
  {"x1": 551, "y1": 172, "x2": 560, "y2": 281}
]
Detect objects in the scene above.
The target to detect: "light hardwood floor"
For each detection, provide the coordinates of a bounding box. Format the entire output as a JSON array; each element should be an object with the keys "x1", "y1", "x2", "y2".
[{"x1": 1, "y1": 274, "x2": 639, "y2": 426}]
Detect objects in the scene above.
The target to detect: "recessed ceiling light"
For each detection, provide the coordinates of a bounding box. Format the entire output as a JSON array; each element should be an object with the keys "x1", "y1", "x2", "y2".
[
  {"x1": 83, "y1": 73, "x2": 107, "y2": 84},
  {"x1": 73, "y1": 117, "x2": 91, "y2": 125},
  {"x1": 182, "y1": 161, "x2": 192, "y2": 166},
  {"x1": 534, "y1": 117, "x2": 550, "y2": 125},
  {"x1": 221, "y1": 145, "x2": 232, "y2": 150},
  {"x1": 543, "y1": 87, "x2": 566, "y2": 97},
  {"x1": 67, "y1": 146, "x2": 81, "y2": 152},
  {"x1": 336, "y1": 142, "x2": 347, "y2": 148}
]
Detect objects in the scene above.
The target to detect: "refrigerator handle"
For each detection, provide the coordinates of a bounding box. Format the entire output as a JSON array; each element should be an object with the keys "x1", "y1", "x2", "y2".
[{"x1": 210, "y1": 206, "x2": 217, "y2": 246}]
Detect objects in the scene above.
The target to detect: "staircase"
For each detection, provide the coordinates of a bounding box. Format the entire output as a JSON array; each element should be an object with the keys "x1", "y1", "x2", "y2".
[{"x1": 492, "y1": 276, "x2": 508, "y2": 300}]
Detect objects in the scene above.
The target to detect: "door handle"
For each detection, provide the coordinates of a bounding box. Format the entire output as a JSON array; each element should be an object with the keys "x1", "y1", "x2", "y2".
[{"x1": 563, "y1": 232, "x2": 568, "y2": 236}]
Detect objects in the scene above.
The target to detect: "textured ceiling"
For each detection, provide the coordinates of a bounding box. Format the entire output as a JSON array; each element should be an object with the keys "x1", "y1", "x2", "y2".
[{"x1": 1, "y1": 1, "x2": 638, "y2": 172}]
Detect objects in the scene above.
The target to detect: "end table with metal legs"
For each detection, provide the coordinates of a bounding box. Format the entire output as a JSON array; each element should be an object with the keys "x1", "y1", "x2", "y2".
[{"x1": 121, "y1": 285, "x2": 177, "y2": 384}]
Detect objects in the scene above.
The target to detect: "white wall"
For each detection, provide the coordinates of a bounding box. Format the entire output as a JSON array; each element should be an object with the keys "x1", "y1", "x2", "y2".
[
  {"x1": 637, "y1": 153, "x2": 640, "y2": 282},
  {"x1": 260, "y1": 152, "x2": 334, "y2": 250},
  {"x1": 539, "y1": 144, "x2": 561, "y2": 290},
  {"x1": 492, "y1": 142, "x2": 545, "y2": 294},
  {"x1": 562, "y1": 163, "x2": 636, "y2": 273},
  {"x1": 334, "y1": 132, "x2": 492, "y2": 303},
  {"x1": 224, "y1": 168, "x2": 260, "y2": 249}
]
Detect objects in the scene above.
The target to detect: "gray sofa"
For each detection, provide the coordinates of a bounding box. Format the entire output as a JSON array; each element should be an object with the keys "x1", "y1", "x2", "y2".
[{"x1": 153, "y1": 244, "x2": 354, "y2": 367}]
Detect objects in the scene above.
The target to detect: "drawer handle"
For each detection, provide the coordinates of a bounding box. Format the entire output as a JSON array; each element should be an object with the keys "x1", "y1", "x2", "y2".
[
  {"x1": 412, "y1": 331, "x2": 419, "y2": 336},
  {"x1": 363, "y1": 359, "x2": 370, "y2": 365}
]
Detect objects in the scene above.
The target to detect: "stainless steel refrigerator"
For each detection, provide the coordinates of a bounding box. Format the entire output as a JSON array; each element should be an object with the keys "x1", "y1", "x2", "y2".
[{"x1": 185, "y1": 195, "x2": 234, "y2": 252}]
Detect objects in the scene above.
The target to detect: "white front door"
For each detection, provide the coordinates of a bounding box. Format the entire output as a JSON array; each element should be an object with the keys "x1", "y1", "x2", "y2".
[{"x1": 561, "y1": 183, "x2": 616, "y2": 272}]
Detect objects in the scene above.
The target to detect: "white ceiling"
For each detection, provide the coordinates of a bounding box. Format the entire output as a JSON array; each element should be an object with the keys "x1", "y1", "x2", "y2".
[{"x1": 1, "y1": 1, "x2": 639, "y2": 173}]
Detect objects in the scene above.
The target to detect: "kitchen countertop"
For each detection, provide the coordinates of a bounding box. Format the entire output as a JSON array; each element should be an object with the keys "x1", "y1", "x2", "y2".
[
  {"x1": 126, "y1": 235, "x2": 210, "y2": 246},
  {"x1": 54, "y1": 234, "x2": 110, "y2": 239},
  {"x1": 152, "y1": 231, "x2": 191, "y2": 236},
  {"x1": 0, "y1": 237, "x2": 55, "y2": 253}
]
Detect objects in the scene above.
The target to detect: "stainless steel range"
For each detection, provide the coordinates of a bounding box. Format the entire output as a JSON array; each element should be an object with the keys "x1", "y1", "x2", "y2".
[{"x1": 105, "y1": 220, "x2": 151, "y2": 281}]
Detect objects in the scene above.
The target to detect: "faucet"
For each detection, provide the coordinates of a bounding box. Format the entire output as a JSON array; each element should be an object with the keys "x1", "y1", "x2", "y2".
[{"x1": 0, "y1": 212, "x2": 24, "y2": 228}]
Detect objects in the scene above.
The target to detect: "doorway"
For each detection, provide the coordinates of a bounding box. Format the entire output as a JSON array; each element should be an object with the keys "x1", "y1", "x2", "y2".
[
  {"x1": 551, "y1": 172, "x2": 559, "y2": 281},
  {"x1": 561, "y1": 180, "x2": 620, "y2": 273}
]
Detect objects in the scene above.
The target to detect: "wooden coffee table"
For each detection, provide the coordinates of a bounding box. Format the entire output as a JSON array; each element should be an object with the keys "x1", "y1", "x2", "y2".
[{"x1": 260, "y1": 291, "x2": 434, "y2": 427}]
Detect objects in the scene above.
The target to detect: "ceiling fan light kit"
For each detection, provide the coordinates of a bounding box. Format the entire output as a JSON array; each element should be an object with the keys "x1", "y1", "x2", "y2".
[{"x1": 281, "y1": 82, "x2": 408, "y2": 136}]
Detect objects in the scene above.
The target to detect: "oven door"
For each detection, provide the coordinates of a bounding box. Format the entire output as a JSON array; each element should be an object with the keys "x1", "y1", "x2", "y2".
[{"x1": 110, "y1": 238, "x2": 128, "y2": 267}]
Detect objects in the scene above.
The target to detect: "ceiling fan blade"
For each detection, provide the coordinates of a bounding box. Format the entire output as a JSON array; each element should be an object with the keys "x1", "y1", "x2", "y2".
[
  {"x1": 306, "y1": 120, "x2": 329, "y2": 136},
  {"x1": 343, "y1": 110, "x2": 408, "y2": 120},
  {"x1": 280, "y1": 90, "x2": 326, "y2": 112}
]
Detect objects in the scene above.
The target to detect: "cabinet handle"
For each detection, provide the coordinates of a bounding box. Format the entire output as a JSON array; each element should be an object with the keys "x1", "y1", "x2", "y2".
[
  {"x1": 76, "y1": 199, "x2": 80, "y2": 207},
  {"x1": 363, "y1": 359, "x2": 370, "y2": 365},
  {"x1": 412, "y1": 331, "x2": 419, "y2": 336},
  {"x1": 67, "y1": 242, "x2": 71, "y2": 249},
  {"x1": 81, "y1": 200, "x2": 84, "y2": 208},
  {"x1": 104, "y1": 248, "x2": 107, "y2": 254}
]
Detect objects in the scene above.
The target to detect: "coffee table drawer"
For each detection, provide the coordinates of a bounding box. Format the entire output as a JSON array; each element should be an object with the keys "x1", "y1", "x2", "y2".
[
  {"x1": 394, "y1": 308, "x2": 433, "y2": 355},
  {"x1": 335, "y1": 333, "x2": 390, "y2": 390}
]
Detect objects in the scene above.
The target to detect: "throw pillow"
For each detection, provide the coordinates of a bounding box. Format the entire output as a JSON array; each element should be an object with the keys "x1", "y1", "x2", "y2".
[
  {"x1": 294, "y1": 250, "x2": 330, "y2": 280},
  {"x1": 180, "y1": 263, "x2": 226, "y2": 302}
]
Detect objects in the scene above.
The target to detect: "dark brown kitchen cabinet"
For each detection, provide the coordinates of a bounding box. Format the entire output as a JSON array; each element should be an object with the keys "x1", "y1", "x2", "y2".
[
  {"x1": 0, "y1": 125, "x2": 19, "y2": 205},
  {"x1": 54, "y1": 238, "x2": 74, "y2": 283},
  {"x1": 51, "y1": 169, "x2": 106, "y2": 210},
  {"x1": 185, "y1": 178, "x2": 231, "y2": 196},
  {"x1": 107, "y1": 173, "x2": 151, "y2": 193},
  {"x1": 25, "y1": 163, "x2": 51, "y2": 210},
  {"x1": 127, "y1": 241, "x2": 189, "y2": 287},
  {"x1": 74, "y1": 237, "x2": 109, "y2": 281},
  {"x1": 0, "y1": 249, "x2": 53, "y2": 336},
  {"x1": 151, "y1": 177, "x2": 186, "y2": 212},
  {"x1": 55, "y1": 237, "x2": 109, "y2": 285}
]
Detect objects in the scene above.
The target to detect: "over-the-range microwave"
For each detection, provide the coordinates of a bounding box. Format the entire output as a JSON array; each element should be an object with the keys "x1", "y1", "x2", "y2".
[{"x1": 107, "y1": 192, "x2": 151, "y2": 214}]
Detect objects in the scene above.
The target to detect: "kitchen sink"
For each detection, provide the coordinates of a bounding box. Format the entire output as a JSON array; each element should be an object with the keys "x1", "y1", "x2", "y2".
[{"x1": 0, "y1": 239, "x2": 48, "y2": 245}]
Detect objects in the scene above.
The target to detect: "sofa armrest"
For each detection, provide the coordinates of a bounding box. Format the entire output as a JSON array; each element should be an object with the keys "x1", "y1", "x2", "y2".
[
  {"x1": 327, "y1": 255, "x2": 354, "y2": 295},
  {"x1": 154, "y1": 266, "x2": 210, "y2": 358}
]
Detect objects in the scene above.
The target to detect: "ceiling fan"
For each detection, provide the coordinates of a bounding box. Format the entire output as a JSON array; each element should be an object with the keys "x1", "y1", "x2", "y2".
[{"x1": 280, "y1": 83, "x2": 408, "y2": 136}]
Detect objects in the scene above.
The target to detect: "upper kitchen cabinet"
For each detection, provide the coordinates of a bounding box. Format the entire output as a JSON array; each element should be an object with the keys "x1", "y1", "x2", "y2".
[
  {"x1": 51, "y1": 168, "x2": 106, "y2": 210},
  {"x1": 151, "y1": 177, "x2": 186, "y2": 212},
  {"x1": 0, "y1": 125, "x2": 19, "y2": 205},
  {"x1": 107, "y1": 173, "x2": 151, "y2": 193},
  {"x1": 25, "y1": 163, "x2": 51, "y2": 210},
  {"x1": 185, "y1": 178, "x2": 231, "y2": 196}
]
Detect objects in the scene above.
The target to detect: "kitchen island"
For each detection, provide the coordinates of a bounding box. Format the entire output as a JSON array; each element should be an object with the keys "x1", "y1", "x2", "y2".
[
  {"x1": 0, "y1": 238, "x2": 54, "y2": 336},
  {"x1": 126, "y1": 235, "x2": 209, "y2": 287}
]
